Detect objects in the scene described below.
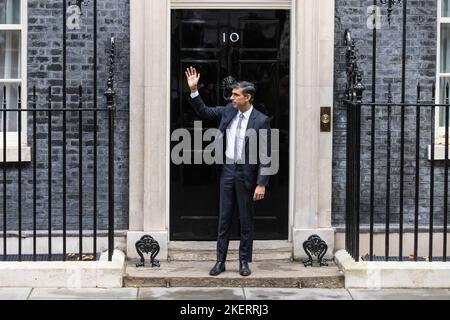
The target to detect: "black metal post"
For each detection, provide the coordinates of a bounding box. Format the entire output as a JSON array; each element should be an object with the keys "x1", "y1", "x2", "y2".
[
  {"x1": 372, "y1": 0, "x2": 377, "y2": 101},
  {"x1": 354, "y1": 105, "x2": 359, "y2": 261},
  {"x1": 350, "y1": 101, "x2": 356, "y2": 259},
  {"x1": 429, "y1": 83, "x2": 435, "y2": 262},
  {"x1": 401, "y1": 0, "x2": 407, "y2": 109},
  {"x1": 62, "y1": 0, "x2": 68, "y2": 261},
  {"x1": 370, "y1": 0, "x2": 377, "y2": 262},
  {"x1": 445, "y1": 83, "x2": 449, "y2": 262},
  {"x1": 414, "y1": 82, "x2": 421, "y2": 261},
  {"x1": 2, "y1": 86, "x2": 6, "y2": 260},
  {"x1": 399, "y1": 100, "x2": 405, "y2": 261},
  {"x1": 32, "y1": 86, "x2": 37, "y2": 261},
  {"x1": 370, "y1": 108, "x2": 375, "y2": 261},
  {"x1": 399, "y1": 0, "x2": 407, "y2": 262},
  {"x1": 345, "y1": 30, "x2": 353, "y2": 257},
  {"x1": 105, "y1": 38, "x2": 116, "y2": 262},
  {"x1": 17, "y1": 86, "x2": 22, "y2": 261},
  {"x1": 385, "y1": 83, "x2": 392, "y2": 261},
  {"x1": 347, "y1": 102, "x2": 353, "y2": 256},
  {"x1": 47, "y1": 86, "x2": 52, "y2": 260},
  {"x1": 346, "y1": 100, "x2": 352, "y2": 255},
  {"x1": 93, "y1": 0, "x2": 98, "y2": 261},
  {"x1": 78, "y1": 85, "x2": 83, "y2": 260}
]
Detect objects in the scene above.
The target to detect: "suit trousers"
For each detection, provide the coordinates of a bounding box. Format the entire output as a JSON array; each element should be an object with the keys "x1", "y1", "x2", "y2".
[{"x1": 217, "y1": 163, "x2": 254, "y2": 263}]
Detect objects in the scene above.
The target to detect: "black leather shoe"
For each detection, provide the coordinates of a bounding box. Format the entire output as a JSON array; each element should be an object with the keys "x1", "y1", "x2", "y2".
[
  {"x1": 239, "y1": 260, "x2": 251, "y2": 276},
  {"x1": 209, "y1": 261, "x2": 225, "y2": 276}
]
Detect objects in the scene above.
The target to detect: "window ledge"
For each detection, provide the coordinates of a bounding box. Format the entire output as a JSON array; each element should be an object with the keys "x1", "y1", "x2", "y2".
[
  {"x1": 428, "y1": 144, "x2": 450, "y2": 160},
  {"x1": 0, "y1": 146, "x2": 31, "y2": 163}
]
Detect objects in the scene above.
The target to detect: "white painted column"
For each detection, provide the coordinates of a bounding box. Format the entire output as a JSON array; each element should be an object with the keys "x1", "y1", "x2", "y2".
[
  {"x1": 317, "y1": 0, "x2": 335, "y2": 230},
  {"x1": 129, "y1": 0, "x2": 145, "y2": 232},
  {"x1": 292, "y1": 0, "x2": 335, "y2": 260},
  {"x1": 128, "y1": 0, "x2": 169, "y2": 259}
]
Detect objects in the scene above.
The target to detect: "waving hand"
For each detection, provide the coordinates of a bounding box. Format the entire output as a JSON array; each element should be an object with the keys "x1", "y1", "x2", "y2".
[{"x1": 185, "y1": 66, "x2": 200, "y2": 93}]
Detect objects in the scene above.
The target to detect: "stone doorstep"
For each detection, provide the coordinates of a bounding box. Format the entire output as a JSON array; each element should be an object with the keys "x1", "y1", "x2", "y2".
[
  {"x1": 0, "y1": 250, "x2": 125, "y2": 288},
  {"x1": 335, "y1": 250, "x2": 450, "y2": 289},
  {"x1": 168, "y1": 240, "x2": 292, "y2": 251},
  {"x1": 168, "y1": 249, "x2": 292, "y2": 261},
  {"x1": 124, "y1": 260, "x2": 344, "y2": 288},
  {"x1": 168, "y1": 240, "x2": 293, "y2": 261}
]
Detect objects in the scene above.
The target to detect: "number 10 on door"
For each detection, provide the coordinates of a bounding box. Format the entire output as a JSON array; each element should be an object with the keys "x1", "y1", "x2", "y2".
[{"x1": 223, "y1": 32, "x2": 240, "y2": 43}]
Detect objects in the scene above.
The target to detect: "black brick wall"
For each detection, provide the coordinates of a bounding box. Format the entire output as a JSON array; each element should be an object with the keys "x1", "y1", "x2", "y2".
[
  {"x1": 0, "y1": 0, "x2": 129, "y2": 231},
  {"x1": 333, "y1": 0, "x2": 444, "y2": 229}
]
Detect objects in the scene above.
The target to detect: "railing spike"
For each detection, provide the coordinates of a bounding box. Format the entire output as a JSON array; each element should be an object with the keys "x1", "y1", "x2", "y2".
[{"x1": 417, "y1": 82, "x2": 421, "y2": 101}]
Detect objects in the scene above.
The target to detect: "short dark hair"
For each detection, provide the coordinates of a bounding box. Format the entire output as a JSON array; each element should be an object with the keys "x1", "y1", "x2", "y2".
[{"x1": 232, "y1": 81, "x2": 256, "y2": 103}]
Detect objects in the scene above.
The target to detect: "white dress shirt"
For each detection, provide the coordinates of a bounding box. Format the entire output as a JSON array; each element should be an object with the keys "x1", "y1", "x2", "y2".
[
  {"x1": 190, "y1": 91, "x2": 253, "y2": 161},
  {"x1": 226, "y1": 107, "x2": 252, "y2": 161}
]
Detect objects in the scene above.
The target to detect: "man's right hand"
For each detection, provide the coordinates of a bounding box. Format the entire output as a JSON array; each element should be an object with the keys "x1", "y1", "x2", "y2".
[{"x1": 185, "y1": 66, "x2": 200, "y2": 93}]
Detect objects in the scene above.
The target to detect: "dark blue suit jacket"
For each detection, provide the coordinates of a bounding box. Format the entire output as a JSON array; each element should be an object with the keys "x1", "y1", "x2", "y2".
[{"x1": 188, "y1": 94, "x2": 271, "y2": 190}]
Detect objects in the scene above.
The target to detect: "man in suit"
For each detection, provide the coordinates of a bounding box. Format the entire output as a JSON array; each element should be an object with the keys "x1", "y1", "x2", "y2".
[{"x1": 185, "y1": 66, "x2": 271, "y2": 277}]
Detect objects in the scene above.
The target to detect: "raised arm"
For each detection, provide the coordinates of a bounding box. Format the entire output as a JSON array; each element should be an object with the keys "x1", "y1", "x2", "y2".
[{"x1": 185, "y1": 66, "x2": 223, "y2": 122}]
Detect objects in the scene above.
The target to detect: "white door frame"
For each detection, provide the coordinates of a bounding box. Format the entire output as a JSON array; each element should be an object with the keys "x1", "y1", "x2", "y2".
[{"x1": 166, "y1": 0, "x2": 295, "y2": 243}]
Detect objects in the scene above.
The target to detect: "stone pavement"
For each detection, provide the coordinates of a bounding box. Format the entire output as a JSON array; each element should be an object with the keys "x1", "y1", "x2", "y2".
[{"x1": 1, "y1": 287, "x2": 450, "y2": 300}]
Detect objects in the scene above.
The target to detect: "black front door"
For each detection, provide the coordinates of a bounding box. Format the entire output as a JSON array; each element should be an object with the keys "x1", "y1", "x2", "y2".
[{"x1": 170, "y1": 10, "x2": 290, "y2": 240}]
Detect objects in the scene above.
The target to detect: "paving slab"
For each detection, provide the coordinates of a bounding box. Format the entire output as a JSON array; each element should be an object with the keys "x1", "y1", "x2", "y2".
[
  {"x1": 125, "y1": 260, "x2": 344, "y2": 288},
  {"x1": 138, "y1": 287, "x2": 245, "y2": 300},
  {"x1": 28, "y1": 288, "x2": 138, "y2": 300},
  {"x1": 0, "y1": 288, "x2": 32, "y2": 300},
  {"x1": 348, "y1": 289, "x2": 450, "y2": 300},
  {"x1": 244, "y1": 288, "x2": 352, "y2": 300}
]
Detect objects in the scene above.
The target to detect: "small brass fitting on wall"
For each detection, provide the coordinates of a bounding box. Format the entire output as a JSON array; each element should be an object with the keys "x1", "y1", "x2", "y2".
[{"x1": 320, "y1": 106, "x2": 331, "y2": 132}]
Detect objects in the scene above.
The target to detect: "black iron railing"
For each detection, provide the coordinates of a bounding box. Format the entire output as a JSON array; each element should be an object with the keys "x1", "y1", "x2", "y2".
[
  {"x1": 0, "y1": 38, "x2": 116, "y2": 262},
  {"x1": 344, "y1": 29, "x2": 449, "y2": 262},
  {"x1": 0, "y1": 86, "x2": 115, "y2": 262}
]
